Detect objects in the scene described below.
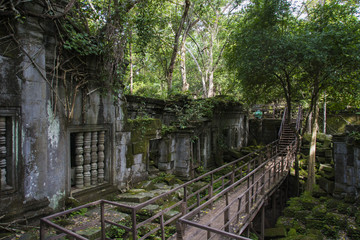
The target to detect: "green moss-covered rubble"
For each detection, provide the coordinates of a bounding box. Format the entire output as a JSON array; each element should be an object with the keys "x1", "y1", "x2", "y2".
[{"x1": 277, "y1": 191, "x2": 360, "y2": 240}]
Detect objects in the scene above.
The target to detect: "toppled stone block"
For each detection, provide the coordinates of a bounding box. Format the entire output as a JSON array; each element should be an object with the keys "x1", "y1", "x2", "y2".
[
  {"x1": 128, "y1": 188, "x2": 146, "y2": 194},
  {"x1": 318, "y1": 177, "x2": 334, "y2": 193},
  {"x1": 164, "y1": 210, "x2": 180, "y2": 221},
  {"x1": 115, "y1": 192, "x2": 155, "y2": 203},
  {"x1": 136, "y1": 180, "x2": 156, "y2": 191},
  {"x1": 319, "y1": 164, "x2": 333, "y2": 173}
]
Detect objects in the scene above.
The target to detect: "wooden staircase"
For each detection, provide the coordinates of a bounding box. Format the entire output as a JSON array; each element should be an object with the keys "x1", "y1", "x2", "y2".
[{"x1": 278, "y1": 120, "x2": 297, "y2": 153}]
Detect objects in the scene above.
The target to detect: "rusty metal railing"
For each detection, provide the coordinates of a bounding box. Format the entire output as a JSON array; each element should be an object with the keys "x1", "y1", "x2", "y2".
[{"x1": 40, "y1": 140, "x2": 282, "y2": 240}]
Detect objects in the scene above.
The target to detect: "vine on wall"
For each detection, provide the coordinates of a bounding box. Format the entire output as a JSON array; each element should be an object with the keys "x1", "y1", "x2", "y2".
[{"x1": 0, "y1": 0, "x2": 130, "y2": 121}]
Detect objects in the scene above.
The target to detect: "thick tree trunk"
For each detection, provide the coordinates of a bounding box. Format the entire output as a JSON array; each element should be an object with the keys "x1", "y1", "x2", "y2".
[
  {"x1": 166, "y1": 0, "x2": 190, "y2": 93},
  {"x1": 306, "y1": 101, "x2": 318, "y2": 192}
]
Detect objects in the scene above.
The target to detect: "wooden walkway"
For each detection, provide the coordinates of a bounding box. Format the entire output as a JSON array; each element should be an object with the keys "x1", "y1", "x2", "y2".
[
  {"x1": 40, "y1": 115, "x2": 300, "y2": 240},
  {"x1": 176, "y1": 145, "x2": 296, "y2": 240}
]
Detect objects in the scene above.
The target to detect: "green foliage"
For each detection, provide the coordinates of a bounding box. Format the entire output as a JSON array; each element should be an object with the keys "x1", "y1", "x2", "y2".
[
  {"x1": 349, "y1": 131, "x2": 360, "y2": 143},
  {"x1": 173, "y1": 99, "x2": 215, "y2": 129},
  {"x1": 69, "y1": 208, "x2": 88, "y2": 217},
  {"x1": 106, "y1": 226, "x2": 127, "y2": 239},
  {"x1": 226, "y1": 0, "x2": 360, "y2": 117},
  {"x1": 63, "y1": 24, "x2": 104, "y2": 56},
  {"x1": 161, "y1": 125, "x2": 176, "y2": 135}
]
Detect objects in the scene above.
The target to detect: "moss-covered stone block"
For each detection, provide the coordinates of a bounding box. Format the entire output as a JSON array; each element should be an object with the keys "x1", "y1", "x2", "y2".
[
  {"x1": 276, "y1": 216, "x2": 294, "y2": 230},
  {"x1": 322, "y1": 139, "x2": 330, "y2": 148},
  {"x1": 164, "y1": 210, "x2": 180, "y2": 221},
  {"x1": 312, "y1": 185, "x2": 328, "y2": 198},
  {"x1": 312, "y1": 204, "x2": 327, "y2": 219},
  {"x1": 325, "y1": 212, "x2": 347, "y2": 228},
  {"x1": 304, "y1": 229, "x2": 323, "y2": 240},
  {"x1": 337, "y1": 202, "x2": 351, "y2": 215},
  {"x1": 295, "y1": 210, "x2": 311, "y2": 223},
  {"x1": 355, "y1": 210, "x2": 360, "y2": 225},
  {"x1": 264, "y1": 227, "x2": 287, "y2": 238},
  {"x1": 136, "y1": 180, "x2": 156, "y2": 191},
  {"x1": 128, "y1": 118, "x2": 162, "y2": 141},
  {"x1": 126, "y1": 144, "x2": 134, "y2": 167},
  {"x1": 305, "y1": 218, "x2": 324, "y2": 230},
  {"x1": 347, "y1": 223, "x2": 360, "y2": 240},
  {"x1": 288, "y1": 228, "x2": 297, "y2": 236},
  {"x1": 132, "y1": 141, "x2": 149, "y2": 155},
  {"x1": 116, "y1": 192, "x2": 155, "y2": 203},
  {"x1": 318, "y1": 177, "x2": 334, "y2": 193},
  {"x1": 76, "y1": 226, "x2": 102, "y2": 240},
  {"x1": 322, "y1": 224, "x2": 339, "y2": 239}
]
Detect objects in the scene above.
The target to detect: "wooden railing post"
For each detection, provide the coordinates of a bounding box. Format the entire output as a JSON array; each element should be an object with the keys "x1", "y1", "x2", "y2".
[
  {"x1": 101, "y1": 201, "x2": 105, "y2": 240},
  {"x1": 261, "y1": 206, "x2": 265, "y2": 240},
  {"x1": 207, "y1": 223, "x2": 212, "y2": 239},
  {"x1": 251, "y1": 174, "x2": 255, "y2": 206},
  {"x1": 160, "y1": 215, "x2": 165, "y2": 240},
  {"x1": 281, "y1": 153, "x2": 284, "y2": 176},
  {"x1": 224, "y1": 192, "x2": 230, "y2": 232},
  {"x1": 177, "y1": 186, "x2": 188, "y2": 240},
  {"x1": 231, "y1": 166, "x2": 235, "y2": 191},
  {"x1": 132, "y1": 208, "x2": 137, "y2": 240},
  {"x1": 183, "y1": 186, "x2": 187, "y2": 212},
  {"x1": 273, "y1": 158, "x2": 277, "y2": 183},
  {"x1": 40, "y1": 220, "x2": 46, "y2": 240},
  {"x1": 236, "y1": 197, "x2": 242, "y2": 222},
  {"x1": 255, "y1": 182, "x2": 259, "y2": 202},
  {"x1": 246, "y1": 176, "x2": 250, "y2": 214},
  {"x1": 176, "y1": 221, "x2": 184, "y2": 240},
  {"x1": 209, "y1": 174, "x2": 213, "y2": 208},
  {"x1": 197, "y1": 193, "x2": 201, "y2": 218}
]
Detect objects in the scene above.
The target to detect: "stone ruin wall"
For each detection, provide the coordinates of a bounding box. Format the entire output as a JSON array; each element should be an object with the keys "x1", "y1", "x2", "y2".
[
  {"x1": 333, "y1": 125, "x2": 360, "y2": 198},
  {"x1": 0, "y1": 2, "x2": 129, "y2": 221},
  {"x1": 0, "y1": 5, "x2": 250, "y2": 221},
  {"x1": 125, "y1": 95, "x2": 249, "y2": 180}
]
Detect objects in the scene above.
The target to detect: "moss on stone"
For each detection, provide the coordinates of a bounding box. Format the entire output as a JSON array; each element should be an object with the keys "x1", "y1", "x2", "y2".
[
  {"x1": 347, "y1": 223, "x2": 360, "y2": 240},
  {"x1": 276, "y1": 216, "x2": 294, "y2": 230},
  {"x1": 126, "y1": 144, "x2": 134, "y2": 167},
  {"x1": 312, "y1": 205, "x2": 327, "y2": 219},
  {"x1": 288, "y1": 228, "x2": 297, "y2": 236},
  {"x1": 128, "y1": 118, "x2": 161, "y2": 141},
  {"x1": 325, "y1": 212, "x2": 347, "y2": 229},
  {"x1": 264, "y1": 227, "x2": 287, "y2": 238}
]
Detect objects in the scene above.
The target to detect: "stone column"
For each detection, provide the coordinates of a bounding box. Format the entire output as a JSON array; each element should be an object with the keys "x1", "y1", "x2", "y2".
[
  {"x1": 98, "y1": 131, "x2": 105, "y2": 183},
  {"x1": 75, "y1": 133, "x2": 84, "y2": 189},
  {"x1": 83, "y1": 132, "x2": 91, "y2": 187},
  {"x1": 0, "y1": 117, "x2": 6, "y2": 189},
  {"x1": 91, "y1": 132, "x2": 98, "y2": 185}
]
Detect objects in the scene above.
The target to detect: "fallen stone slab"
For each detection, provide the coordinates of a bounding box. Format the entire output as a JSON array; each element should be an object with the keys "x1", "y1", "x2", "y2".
[{"x1": 115, "y1": 191, "x2": 155, "y2": 203}]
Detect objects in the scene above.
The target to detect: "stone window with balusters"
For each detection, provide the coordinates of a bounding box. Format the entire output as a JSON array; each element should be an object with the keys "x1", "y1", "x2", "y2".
[
  {"x1": 0, "y1": 109, "x2": 19, "y2": 193},
  {"x1": 70, "y1": 129, "x2": 107, "y2": 189}
]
